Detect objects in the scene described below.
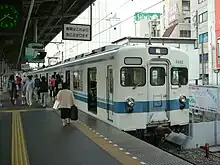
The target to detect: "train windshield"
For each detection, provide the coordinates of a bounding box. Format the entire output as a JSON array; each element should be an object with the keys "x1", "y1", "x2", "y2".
[
  {"x1": 171, "y1": 67, "x2": 188, "y2": 85},
  {"x1": 120, "y1": 67, "x2": 146, "y2": 87}
]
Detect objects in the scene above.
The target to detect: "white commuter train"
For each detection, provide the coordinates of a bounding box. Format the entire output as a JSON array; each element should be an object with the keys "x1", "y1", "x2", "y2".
[{"x1": 30, "y1": 44, "x2": 189, "y2": 137}]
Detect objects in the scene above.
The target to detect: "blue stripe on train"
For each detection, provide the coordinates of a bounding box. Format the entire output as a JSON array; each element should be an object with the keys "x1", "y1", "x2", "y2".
[{"x1": 73, "y1": 92, "x2": 189, "y2": 114}]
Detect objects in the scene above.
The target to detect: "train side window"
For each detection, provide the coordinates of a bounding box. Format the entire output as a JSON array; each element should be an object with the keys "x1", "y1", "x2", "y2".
[
  {"x1": 73, "y1": 70, "x2": 83, "y2": 91},
  {"x1": 150, "y1": 67, "x2": 165, "y2": 86},
  {"x1": 120, "y1": 67, "x2": 146, "y2": 87},
  {"x1": 171, "y1": 67, "x2": 188, "y2": 85}
]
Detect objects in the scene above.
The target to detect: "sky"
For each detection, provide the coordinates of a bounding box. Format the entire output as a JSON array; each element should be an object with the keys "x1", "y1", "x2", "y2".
[{"x1": 38, "y1": 0, "x2": 163, "y2": 67}]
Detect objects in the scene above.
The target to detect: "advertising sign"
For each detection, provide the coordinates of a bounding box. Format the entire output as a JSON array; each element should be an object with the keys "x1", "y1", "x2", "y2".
[
  {"x1": 62, "y1": 23, "x2": 91, "y2": 41},
  {"x1": 189, "y1": 85, "x2": 220, "y2": 113},
  {"x1": 215, "y1": 0, "x2": 220, "y2": 68},
  {"x1": 166, "y1": 0, "x2": 182, "y2": 25}
]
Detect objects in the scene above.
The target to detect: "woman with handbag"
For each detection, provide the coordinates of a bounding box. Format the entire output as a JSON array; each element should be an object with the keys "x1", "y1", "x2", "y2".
[{"x1": 56, "y1": 82, "x2": 75, "y2": 127}]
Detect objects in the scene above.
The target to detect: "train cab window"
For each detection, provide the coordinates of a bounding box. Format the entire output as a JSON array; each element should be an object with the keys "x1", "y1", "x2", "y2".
[
  {"x1": 171, "y1": 67, "x2": 188, "y2": 85},
  {"x1": 150, "y1": 67, "x2": 165, "y2": 86},
  {"x1": 120, "y1": 67, "x2": 146, "y2": 87}
]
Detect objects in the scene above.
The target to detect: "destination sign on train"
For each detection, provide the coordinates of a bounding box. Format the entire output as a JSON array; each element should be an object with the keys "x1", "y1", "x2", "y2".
[{"x1": 148, "y1": 47, "x2": 168, "y2": 55}]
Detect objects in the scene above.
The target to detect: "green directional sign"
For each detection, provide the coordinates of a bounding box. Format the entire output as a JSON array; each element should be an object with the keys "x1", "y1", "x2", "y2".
[
  {"x1": 134, "y1": 12, "x2": 161, "y2": 21},
  {"x1": 25, "y1": 47, "x2": 45, "y2": 63},
  {"x1": 25, "y1": 47, "x2": 34, "y2": 60}
]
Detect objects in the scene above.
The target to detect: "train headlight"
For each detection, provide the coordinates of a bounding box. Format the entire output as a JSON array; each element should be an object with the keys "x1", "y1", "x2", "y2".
[
  {"x1": 179, "y1": 95, "x2": 186, "y2": 110},
  {"x1": 179, "y1": 95, "x2": 186, "y2": 104},
  {"x1": 126, "y1": 98, "x2": 135, "y2": 107}
]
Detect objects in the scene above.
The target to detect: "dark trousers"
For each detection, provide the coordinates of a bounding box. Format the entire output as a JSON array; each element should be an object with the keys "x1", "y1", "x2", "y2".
[
  {"x1": 50, "y1": 86, "x2": 55, "y2": 97},
  {"x1": 9, "y1": 89, "x2": 17, "y2": 104},
  {"x1": 60, "y1": 108, "x2": 71, "y2": 119}
]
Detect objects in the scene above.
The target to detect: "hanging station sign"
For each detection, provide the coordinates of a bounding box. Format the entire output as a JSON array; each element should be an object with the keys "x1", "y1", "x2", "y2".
[{"x1": 62, "y1": 23, "x2": 92, "y2": 41}]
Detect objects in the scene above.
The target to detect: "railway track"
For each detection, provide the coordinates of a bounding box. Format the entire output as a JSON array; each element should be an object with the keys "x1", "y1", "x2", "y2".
[
  {"x1": 157, "y1": 140, "x2": 197, "y2": 165},
  {"x1": 128, "y1": 131, "x2": 220, "y2": 165}
]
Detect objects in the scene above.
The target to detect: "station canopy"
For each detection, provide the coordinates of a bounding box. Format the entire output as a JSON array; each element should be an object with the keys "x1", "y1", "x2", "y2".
[{"x1": 0, "y1": 0, "x2": 95, "y2": 69}]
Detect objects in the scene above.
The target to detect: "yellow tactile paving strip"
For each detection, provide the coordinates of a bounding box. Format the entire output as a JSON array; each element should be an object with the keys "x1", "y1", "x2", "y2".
[
  {"x1": 11, "y1": 112, "x2": 30, "y2": 165},
  {"x1": 71, "y1": 120, "x2": 142, "y2": 165},
  {"x1": 2, "y1": 108, "x2": 145, "y2": 165}
]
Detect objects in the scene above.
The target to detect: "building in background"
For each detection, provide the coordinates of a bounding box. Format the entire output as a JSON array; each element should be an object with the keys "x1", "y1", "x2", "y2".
[
  {"x1": 191, "y1": 0, "x2": 209, "y2": 84},
  {"x1": 44, "y1": 0, "x2": 163, "y2": 65},
  {"x1": 134, "y1": 12, "x2": 161, "y2": 37},
  {"x1": 190, "y1": 0, "x2": 220, "y2": 85},
  {"x1": 42, "y1": 0, "x2": 220, "y2": 85},
  {"x1": 162, "y1": 0, "x2": 191, "y2": 38}
]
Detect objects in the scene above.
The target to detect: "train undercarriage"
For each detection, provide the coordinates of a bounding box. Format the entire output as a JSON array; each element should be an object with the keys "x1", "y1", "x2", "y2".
[{"x1": 128, "y1": 124, "x2": 189, "y2": 146}]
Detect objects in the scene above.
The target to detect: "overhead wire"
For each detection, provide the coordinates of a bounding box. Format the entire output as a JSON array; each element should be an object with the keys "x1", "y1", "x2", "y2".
[
  {"x1": 63, "y1": 0, "x2": 163, "y2": 55},
  {"x1": 62, "y1": 0, "x2": 133, "y2": 53},
  {"x1": 93, "y1": 0, "x2": 132, "y2": 26}
]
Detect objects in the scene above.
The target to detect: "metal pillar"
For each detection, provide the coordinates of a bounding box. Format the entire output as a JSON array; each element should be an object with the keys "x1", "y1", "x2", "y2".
[
  {"x1": 16, "y1": 0, "x2": 35, "y2": 68},
  {"x1": 134, "y1": 21, "x2": 137, "y2": 37},
  {"x1": 191, "y1": 109, "x2": 195, "y2": 137},
  {"x1": 61, "y1": 52, "x2": 64, "y2": 62},
  {"x1": 148, "y1": 21, "x2": 152, "y2": 45},
  {"x1": 214, "y1": 69, "x2": 220, "y2": 145},
  {"x1": 34, "y1": 19, "x2": 39, "y2": 67},
  {"x1": 201, "y1": 42, "x2": 205, "y2": 85},
  {"x1": 90, "y1": 1, "x2": 92, "y2": 40},
  {"x1": 215, "y1": 87, "x2": 219, "y2": 145},
  {"x1": 34, "y1": 19, "x2": 38, "y2": 43},
  {"x1": 214, "y1": 69, "x2": 219, "y2": 85}
]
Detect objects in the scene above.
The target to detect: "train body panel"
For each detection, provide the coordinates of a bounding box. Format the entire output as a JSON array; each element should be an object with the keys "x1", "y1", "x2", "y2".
[{"x1": 30, "y1": 44, "x2": 189, "y2": 132}]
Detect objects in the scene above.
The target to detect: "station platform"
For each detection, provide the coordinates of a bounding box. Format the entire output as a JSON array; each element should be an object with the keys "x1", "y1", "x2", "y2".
[{"x1": 0, "y1": 93, "x2": 194, "y2": 165}]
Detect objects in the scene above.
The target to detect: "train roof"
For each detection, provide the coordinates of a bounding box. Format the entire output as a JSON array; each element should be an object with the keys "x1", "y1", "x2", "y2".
[{"x1": 32, "y1": 44, "x2": 188, "y2": 73}]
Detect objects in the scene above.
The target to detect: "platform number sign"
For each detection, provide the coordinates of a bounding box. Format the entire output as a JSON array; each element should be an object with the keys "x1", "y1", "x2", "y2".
[{"x1": 176, "y1": 60, "x2": 183, "y2": 65}]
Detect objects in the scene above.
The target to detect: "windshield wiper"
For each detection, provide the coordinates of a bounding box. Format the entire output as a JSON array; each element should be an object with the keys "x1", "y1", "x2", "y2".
[{"x1": 132, "y1": 82, "x2": 142, "y2": 90}]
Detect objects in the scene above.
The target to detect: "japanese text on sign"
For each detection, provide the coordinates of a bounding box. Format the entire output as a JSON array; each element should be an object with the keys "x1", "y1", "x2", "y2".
[{"x1": 62, "y1": 24, "x2": 91, "y2": 41}]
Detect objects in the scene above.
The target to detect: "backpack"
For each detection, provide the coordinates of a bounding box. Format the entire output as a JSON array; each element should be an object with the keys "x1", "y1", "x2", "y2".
[
  {"x1": 35, "y1": 78, "x2": 40, "y2": 87},
  {"x1": 40, "y1": 82, "x2": 48, "y2": 92}
]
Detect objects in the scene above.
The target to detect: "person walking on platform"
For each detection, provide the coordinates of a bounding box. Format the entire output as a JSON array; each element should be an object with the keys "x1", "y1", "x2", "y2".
[
  {"x1": 21, "y1": 79, "x2": 26, "y2": 105},
  {"x1": 15, "y1": 75, "x2": 22, "y2": 95},
  {"x1": 49, "y1": 75, "x2": 56, "y2": 97},
  {"x1": 34, "y1": 75, "x2": 40, "y2": 102},
  {"x1": 23, "y1": 75, "x2": 35, "y2": 106},
  {"x1": 55, "y1": 74, "x2": 63, "y2": 96},
  {"x1": 56, "y1": 83, "x2": 75, "y2": 127},
  {"x1": 8, "y1": 75, "x2": 17, "y2": 105},
  {"x1": 39, "y1": 76, "x2": 48, "y2": 108}
]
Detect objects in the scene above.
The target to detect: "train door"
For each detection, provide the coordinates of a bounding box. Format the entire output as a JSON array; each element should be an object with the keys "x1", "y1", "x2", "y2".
[
  {"x1": 87, "y1": 67, "x2": 97, "y2": 114},
  {"x1": 148, "y1": 62, "x2": 169, "y2": 124},
  {"x1": 106, "y1": 65, "x2": 113, "y2": 121},
  {"x1": 65, "y1": 70, "x2": 70, "y2": 89}
]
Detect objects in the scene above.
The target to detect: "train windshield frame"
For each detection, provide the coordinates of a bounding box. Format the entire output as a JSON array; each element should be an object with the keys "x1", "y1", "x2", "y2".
[
  {"x1": 120, "y1": 67, "x2": 146, "y2": 87},
  {"x1": 171, "y1": 67, "x2": 188, "y2": 85}
]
